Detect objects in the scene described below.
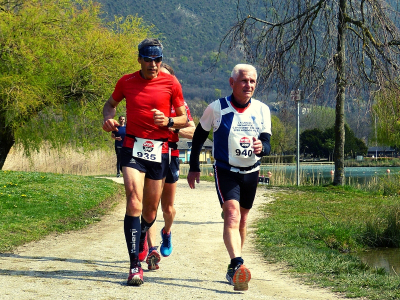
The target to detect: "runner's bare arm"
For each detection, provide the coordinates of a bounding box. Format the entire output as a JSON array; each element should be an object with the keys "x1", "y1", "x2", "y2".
[
  {"x1": 176, "y1": 120, "x2": 195, "y2": 139},
  {"x1": 102, "y1": 96, "x2": 120, "y2": 132},
  {"x1": 173, "y1": 105, "x2": 188, "y2": 128},
  {"x1": 151, "y1": 106, "x2": 187, "y2": 128}
]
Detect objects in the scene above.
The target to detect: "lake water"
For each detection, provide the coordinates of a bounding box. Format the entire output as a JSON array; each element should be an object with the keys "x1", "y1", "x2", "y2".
[
  {"x1": 181, "y1": 164, "x2": 400, "y2": 185},
  {"x1": 258, "y1": 165, "x2": 400, "y2": 185},
  {"x1": 358, "y1": 248, "x2": 400, "y2": 276}
]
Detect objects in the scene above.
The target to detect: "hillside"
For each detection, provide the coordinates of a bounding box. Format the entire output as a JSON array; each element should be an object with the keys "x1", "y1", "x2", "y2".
[
  {"x1": 95, "y1": 0, "x2": 399, "y2": 142},
  {"x1": 97, "y1": 0, "x2": 243, "y2": 103}
]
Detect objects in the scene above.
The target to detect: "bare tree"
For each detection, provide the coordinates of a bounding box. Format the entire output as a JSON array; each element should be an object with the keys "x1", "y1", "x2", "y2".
[{"x1": 224, "y1": 0, "x2": 400, "y2": 185}]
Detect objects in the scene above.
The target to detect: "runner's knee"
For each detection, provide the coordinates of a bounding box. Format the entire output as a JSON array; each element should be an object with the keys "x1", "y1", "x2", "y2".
[
  {"x1": 161, "y1": 203, "x2": 175, "y2": 216},
  {"x1": 223, "y1": 207, "x2": 241, "y2": 228},
  {"x1": 126, "y1": 200, "x2": 142, "y2": 217}
]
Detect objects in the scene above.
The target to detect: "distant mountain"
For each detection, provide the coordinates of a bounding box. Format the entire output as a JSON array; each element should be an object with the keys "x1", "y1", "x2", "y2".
[
  {"x1": 96, "y1": 0, "x2": 398, "y2": 142},
  {"x1": 97, "y1": 0, "x2": 243, "y2": 102}
]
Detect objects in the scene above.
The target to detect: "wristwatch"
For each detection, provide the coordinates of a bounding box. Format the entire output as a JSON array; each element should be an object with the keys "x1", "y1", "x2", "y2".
[
  {"x1": 174, "y1": 128, "x2": 180, "y2": 133},
  {"x1": 167, "y1": 117, "x2": 174, "y2": 128}
]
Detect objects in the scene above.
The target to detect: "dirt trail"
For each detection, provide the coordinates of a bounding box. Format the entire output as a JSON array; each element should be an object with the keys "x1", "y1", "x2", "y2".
[{"x1": 1, "y1": 179, "x2": 347, "y2": 300}]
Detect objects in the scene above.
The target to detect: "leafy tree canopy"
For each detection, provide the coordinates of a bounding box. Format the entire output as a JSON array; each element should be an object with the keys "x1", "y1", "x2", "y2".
[
  {"x1": 0, "y1": 0, "x2": 153, "y2": 168},
  {"x1": 372, "y1": 89, "x2": 400, "y2": 149},
  {"x1": 300, "y1": 105, "x2": 336, "y2": 132},
  {"x1": 270, "y1": 115, "x2": 295, "y2": 155}
]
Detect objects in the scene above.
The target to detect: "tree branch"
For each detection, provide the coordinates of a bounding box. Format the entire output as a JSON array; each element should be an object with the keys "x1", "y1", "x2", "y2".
[{"x1": 247, "y1": 0, "x2": 326, "y2": 28}]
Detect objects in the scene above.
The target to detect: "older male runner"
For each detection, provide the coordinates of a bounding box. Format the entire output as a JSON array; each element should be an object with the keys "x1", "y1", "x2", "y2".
[
  {"x1": 102, "y1": 38, "x2": 187, "y2": 286},
  {"x1": 187, "y1": 64, "x2": 271, "y2": 291}
]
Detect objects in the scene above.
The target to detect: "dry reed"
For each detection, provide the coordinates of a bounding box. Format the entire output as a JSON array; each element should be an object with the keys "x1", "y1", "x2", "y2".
[
  {"x1": 3, "y1": 144, "x2": 116, "y2": 176},
  {"x1": 180, "y1": 163, "x2": 313, "y2": 186}
]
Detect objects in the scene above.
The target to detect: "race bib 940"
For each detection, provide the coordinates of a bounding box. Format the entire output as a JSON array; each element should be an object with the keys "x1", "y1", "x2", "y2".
[{"x1": 232, "y1": 136, "x2": 254, "y2": 158}]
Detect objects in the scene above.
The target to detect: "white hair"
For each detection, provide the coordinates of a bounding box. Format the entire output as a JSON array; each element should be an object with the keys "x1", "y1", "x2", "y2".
[{"x1": 231, "y1": 64, "x2": 257, "y2": 80}]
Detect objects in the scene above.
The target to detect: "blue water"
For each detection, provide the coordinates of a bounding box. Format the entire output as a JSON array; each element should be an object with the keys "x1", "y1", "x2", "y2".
[
  {"x1": 186, "y1": 164, "x2": 400, "y2": 185},
  {"x1": 259, "y1": 165, "x2": 400, "y2": 185}
]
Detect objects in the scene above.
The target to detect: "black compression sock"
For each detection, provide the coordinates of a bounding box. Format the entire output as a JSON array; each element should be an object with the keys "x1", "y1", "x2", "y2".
[
  {"x1": 129, "y1": 255, "x2": 139, "y2": 269},
  {"x1": 124, "y1": 214, "x2": 141, "y2": 267}
]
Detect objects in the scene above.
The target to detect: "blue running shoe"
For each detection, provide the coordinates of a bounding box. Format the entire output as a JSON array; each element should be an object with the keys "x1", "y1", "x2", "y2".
[
  {"x1": 226, "y1": 264, "x2": 234, "y2": 285},
  {"x1": 226, "y1": 263, "x2": 251, "y2": 291},
  {"x1": 160, "y1": 228, "x2": 173, "y2": 257}
]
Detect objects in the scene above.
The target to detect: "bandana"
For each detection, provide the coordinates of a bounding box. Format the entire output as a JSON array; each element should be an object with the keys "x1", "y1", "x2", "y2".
[{"x1": 139, "y1": 46, "x2": 163, "y2": 57}]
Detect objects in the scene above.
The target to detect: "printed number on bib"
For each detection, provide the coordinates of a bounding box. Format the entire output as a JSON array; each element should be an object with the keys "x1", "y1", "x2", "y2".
[
  {"x1": 232, "y1": 136, "x2": 254, "y2": 158},
  {"x1": 136, "y1": 152, "x2": 157, "y2": 160},
  {"x1": 235, "y1": 149, "x2": 253, "y2": 157},
  {"x1": 132, "y1": 137, "x2": 163, "y2": 163}
]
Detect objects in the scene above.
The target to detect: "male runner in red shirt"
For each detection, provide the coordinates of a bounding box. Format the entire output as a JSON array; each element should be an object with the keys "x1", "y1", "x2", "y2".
[{"x1": 102, "y1": 38, "x2": 187, "y2": 286}]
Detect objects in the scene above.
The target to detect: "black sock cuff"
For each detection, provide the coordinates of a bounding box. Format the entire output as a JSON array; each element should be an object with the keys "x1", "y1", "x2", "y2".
[
  {"x1": 140, "y1": 215, "x2": 156, "y2": 239},
  {"x1": 231, "y1": 257, "x2": 244, "y2": 268},
  {"x1": 141, "y1": 215, "x2": 156, "y2": 229},
  {"x1": 125, "y1": 214, "x2": 136, "y2": 221},
  {"x1": 129, "y1": 254, "x2": 139, "y2": 268}
]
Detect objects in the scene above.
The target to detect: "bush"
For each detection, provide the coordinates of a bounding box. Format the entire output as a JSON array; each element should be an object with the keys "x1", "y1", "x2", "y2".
[{"x1": 361, "y1": 206, "x2": 400, "y2": 247}]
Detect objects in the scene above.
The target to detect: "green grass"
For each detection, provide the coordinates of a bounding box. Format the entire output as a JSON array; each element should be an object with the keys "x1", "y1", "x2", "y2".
[
  {"x1": 0, "y1": 170, "x2": 124, "y2": 252},
  {"x1": 257, "y1": 185, "x2": 400, "y2": 299},
  {"x1": 3, "y1": 170, "x2": 400, "y2": 298}
]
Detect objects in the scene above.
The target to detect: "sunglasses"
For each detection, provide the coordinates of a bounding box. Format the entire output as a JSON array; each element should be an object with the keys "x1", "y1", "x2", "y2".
[{"x1": 140, "y1": 55, "x2": 163, "y2": 63}]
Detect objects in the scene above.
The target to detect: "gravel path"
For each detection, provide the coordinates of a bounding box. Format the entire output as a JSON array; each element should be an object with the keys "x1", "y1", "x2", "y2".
[{"x1": 1, "y1": 178, "x2": 346, "y2": 300}]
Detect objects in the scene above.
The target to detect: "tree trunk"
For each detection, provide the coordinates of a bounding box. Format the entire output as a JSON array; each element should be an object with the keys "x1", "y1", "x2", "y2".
[
  {"x1": 333, "y1": 0, "x2": 347, "y2": 186},
  {"x1": 0, "y1": 127, "x2": 15, "y2": 170}
]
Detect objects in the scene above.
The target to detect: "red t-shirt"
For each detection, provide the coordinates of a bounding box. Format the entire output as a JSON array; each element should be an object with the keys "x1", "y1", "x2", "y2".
[
  {"x1": 112, "y1": 71, "x2": 185, "y2": 152},
  {"x1": 169, "y1": 102, "x2": 193, "y2": 157}
]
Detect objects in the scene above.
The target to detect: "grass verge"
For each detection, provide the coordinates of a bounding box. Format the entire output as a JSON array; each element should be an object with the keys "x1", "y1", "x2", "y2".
[
  {"x1": 0, "y1": 170, "x2": 124, "y2": 253},
  {"x1": 257, "y1": 185, "x2": 400, "y2": 299}
]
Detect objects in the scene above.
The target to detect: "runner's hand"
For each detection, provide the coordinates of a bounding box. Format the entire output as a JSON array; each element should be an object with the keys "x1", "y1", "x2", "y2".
[
  {"x1": 151, "y1": 109, "x2": 167, "y2": 126},
  {"x1": 103, "y1": 119, "x2": 119, "y2": 132},
  {"x1": 187, "y1": 171, "x2": 200, "y2": 189},
  {"x1": 252, "y1": 137, "x2": 263, "y2": 155}
]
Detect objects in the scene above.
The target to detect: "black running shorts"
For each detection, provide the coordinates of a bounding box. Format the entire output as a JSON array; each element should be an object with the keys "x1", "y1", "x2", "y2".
[
  {"x1": 120, "y1": 147, "x2": 169, "y2": 180},
  {"x1": 165, "y1": 156, "x2": 180, "y2": 184},
  {"x1": 213, "y1": 165, "x2": 259, "y2": 209}
]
